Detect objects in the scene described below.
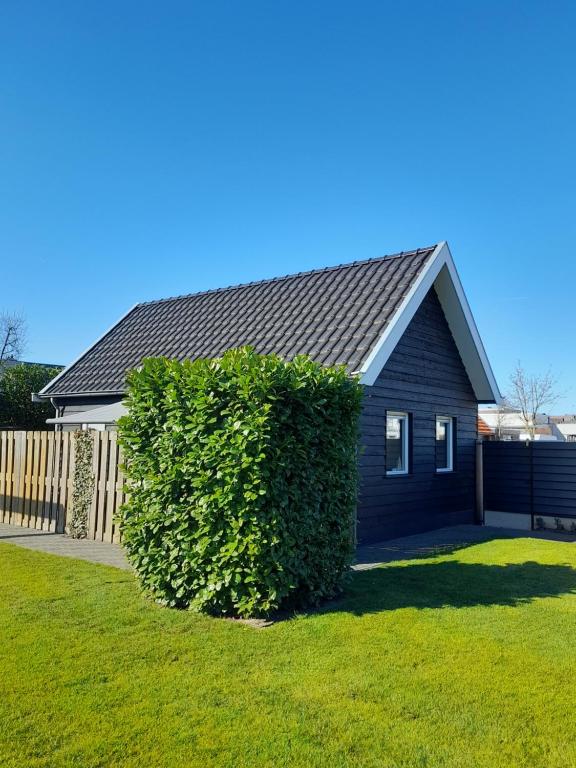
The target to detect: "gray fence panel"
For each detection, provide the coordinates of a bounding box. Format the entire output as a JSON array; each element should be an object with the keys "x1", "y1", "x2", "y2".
[{"x1": 483, "y1": 441, "x2": 576, "y2": 526}]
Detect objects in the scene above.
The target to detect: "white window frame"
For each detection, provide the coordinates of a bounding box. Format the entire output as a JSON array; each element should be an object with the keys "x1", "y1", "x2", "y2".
[
  {"x1": 436, "y1": 416, "x2": 454, "y2": 473},
  {"x1": 386, "y1": 411, "x2": 409, "y2": 476}
]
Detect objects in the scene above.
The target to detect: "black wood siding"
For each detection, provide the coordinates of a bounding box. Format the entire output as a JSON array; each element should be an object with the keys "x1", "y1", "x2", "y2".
[{"x1": 357, "y1": 287, "x2": 478, "y2": 543}]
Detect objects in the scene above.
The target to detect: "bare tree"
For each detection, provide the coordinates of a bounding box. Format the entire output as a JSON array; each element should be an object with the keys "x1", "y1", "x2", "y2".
[
  {"x1": 494, "y1": 397, "x2": 511, "y2": 440},
  {"x1": 508, "y1": 363, "x2": 559, "y2": 439},
  {"x1": 0, "y1": 313, "x2": 27, "y2": 367}
]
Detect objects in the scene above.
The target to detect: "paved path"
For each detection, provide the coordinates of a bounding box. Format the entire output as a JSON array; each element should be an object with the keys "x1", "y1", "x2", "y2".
[
  {"x1": 1, "y1": 521, "x2": 574, "y2": 573},
  {"x1": 0, "y1": 523, "x2": 130, "y2": 569},
  {"x1": 355, "y1": 523, "x2": 576, "y2": 570}
]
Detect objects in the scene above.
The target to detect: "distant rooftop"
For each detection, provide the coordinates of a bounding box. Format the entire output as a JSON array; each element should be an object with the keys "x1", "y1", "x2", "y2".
[{"x1": 1, "y1": 359, "x2": 62, "y2": 370}]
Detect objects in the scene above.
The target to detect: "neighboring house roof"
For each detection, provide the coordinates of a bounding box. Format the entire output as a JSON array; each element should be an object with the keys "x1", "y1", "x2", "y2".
[
  {"x1": 0, "y1": 359, "x2": 61, "y2": 374},
  {"x1": 551, "y1": 415, "x2": 576, "y2": 424},
  {"x1": 477, "y1": 416, "x2": 493, "y2": 436},
  {"x1": 478, "y1": 408, "x2": 550, "y2": 430},
  {"x1": 40, "y1": 241, "x2": 501, "y2": 403}
]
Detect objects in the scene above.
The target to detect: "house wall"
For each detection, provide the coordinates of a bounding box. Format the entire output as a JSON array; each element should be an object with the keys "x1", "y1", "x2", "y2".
[
  {"x1": 51, "y1": 395, "x2": 122, "y2": 416},
  {"x1": 357, "y1": 287, "x2": 478, "y2": 544},
  {"x1": 50, "y1": 395, "x2": 122, "y2": 431},
  {"x1": 553, "y1": 423, "x2": 576, "y2": 442}
]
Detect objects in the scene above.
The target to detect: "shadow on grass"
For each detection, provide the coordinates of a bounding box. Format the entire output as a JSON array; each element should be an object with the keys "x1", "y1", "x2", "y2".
[
  {"x1": 355, "y1": 529, "x2": 576, "y2": 570},
  {"x1": 331, "y1": 559, "x2": 576, "y2": 616},
  {"x1": 354, "y1": 539, "x2": 491, "y2": 566}
]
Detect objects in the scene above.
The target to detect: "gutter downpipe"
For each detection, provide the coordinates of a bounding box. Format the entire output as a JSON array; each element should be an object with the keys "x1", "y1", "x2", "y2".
[{"x1": 32, "y1": 391, "x2": 63, "y2": 432}]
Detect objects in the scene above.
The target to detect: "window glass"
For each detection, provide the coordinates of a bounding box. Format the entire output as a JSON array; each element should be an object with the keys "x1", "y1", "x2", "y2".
[
  {"x1": 436, "y1": 417, "x2": 453, "y2": 471},
  {"x1": 386, "y1": 412, "x2": 408, "y2": 474}
]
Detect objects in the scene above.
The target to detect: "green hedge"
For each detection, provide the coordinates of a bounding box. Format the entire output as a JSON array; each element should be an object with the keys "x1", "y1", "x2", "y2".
[
  {"x1": 117, "y1": 348, "x2": 363, "y2": 617},
  {"x1": 0, "y1": 363, "x2": 63, "y2": 429}
]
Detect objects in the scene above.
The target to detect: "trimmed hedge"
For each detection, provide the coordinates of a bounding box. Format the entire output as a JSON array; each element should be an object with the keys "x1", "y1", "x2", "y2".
[{"x1": 117, "y1": 348, "x2": 363, "y2": 617}]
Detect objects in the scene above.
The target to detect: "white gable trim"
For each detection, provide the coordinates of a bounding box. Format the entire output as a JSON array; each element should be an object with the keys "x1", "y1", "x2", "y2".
[{"x1": 357, "y1": 242, "x2": 501, "y2": 403}]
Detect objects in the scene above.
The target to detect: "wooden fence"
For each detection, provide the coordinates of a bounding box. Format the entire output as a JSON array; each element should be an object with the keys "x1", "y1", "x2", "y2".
[
  {"x1": 0, "y1": 430, "x2": 125, "y2": 543},
  {"x1": 483, "y1": 440, "x2": 576, "y2": 529}
]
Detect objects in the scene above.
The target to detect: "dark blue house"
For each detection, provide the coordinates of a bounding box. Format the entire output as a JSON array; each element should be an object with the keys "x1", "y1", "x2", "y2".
[{"x1": 39, "y1": 242, "x2": 500, "y2": 543}]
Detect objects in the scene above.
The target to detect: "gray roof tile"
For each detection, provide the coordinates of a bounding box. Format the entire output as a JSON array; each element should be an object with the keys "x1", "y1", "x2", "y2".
[{"x1": 44, "y1": 245, "x2": 437, "y2": 395}]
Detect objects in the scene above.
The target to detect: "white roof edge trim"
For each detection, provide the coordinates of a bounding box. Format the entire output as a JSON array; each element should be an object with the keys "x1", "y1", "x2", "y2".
[
  {"x1": 434, "y1": 246, "x2": 501, "y2": 404},
  {"x1": 357, "y1": 242, "x2": 446, "y2": 384},
  {"x1": 38, "y1": 304, "x2": 140, "y2": 397},
  {"x1": 358, "y1": 241, "x2": 501, "y2": 403}
]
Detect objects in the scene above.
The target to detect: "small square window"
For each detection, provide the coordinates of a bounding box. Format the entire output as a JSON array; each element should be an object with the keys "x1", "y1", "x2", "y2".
[
  {"x1": 386, "y1": 412, "x2": 409, "y2": 475},
  {"x1": 436, "y1": 416, "x2": 454, "y2": 472}
]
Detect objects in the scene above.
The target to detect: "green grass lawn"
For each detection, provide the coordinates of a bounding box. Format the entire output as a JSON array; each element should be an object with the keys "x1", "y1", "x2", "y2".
[{"x1": 2, "y1": 538, "x2": 576, "y2": 768}]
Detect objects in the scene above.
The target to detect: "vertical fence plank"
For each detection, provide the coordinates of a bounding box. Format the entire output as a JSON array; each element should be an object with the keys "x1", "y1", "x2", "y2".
[
  {"x1": 30, "y1": 432, "x2": 39, "y2": 527},
  {"x1": 23, "y1": 432, "x2": 33, "y2": 526},
  {"x1": 35, "y1": 431, "x2": 42, "y2": 527},
  {"x1": 42, "y1": 432, "x2": 55, "y2": 531},
  {"x1": 0, "y1": 432, "x2": 7, "y2": 522},
  {"x1": 66, "y1": 433, "x2": 76, "y2": 533},
  {"x1": 88, "y1": 432, "x2": 100, "y2": 540},
  {"x1": 31, "y1": 432, "x2": 42, "y2": 528},
  {"x1": 13, "y1": 431, "x2": 26, "y2": 526},
  {"x1": 50, "y1": 431, "x2": 62, "y2": 532},
  {"x1": 5, "y1": 432, "x2": 14, "y2": 524},
  {"x1": 57, "y1": 431, "x2": 68, "y2": 532},
  {"x1": 104, "y1": 433, "x2": 118, "y2": 543},
  {"x1": 10, "y1": 432, "x2": 20, "y2": 525},
  {"x1": 57, "y1": 432, "x2": 71, "y2": 533},
  {"x1": 113, "y1": 445, "x2": 124, "y2": 544},
  {"x1": 96, "y1": 433, "x2": 109, "y2": 541},
  {"x1": 36, "y1": 431, "x2": 48, "y2": 529},
  {"x1": 92, "y1": 432, "x2": 102, "y2": 540}
]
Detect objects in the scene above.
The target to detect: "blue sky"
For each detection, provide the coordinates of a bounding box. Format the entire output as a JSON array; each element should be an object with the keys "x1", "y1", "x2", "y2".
[{"x1": 1, "y1": 1, "x2": 575, "y2": 409}]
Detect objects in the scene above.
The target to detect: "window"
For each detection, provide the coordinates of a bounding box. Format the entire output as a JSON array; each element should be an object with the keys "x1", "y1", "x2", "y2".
[
  {"x1": 386, "y1": 412, "x2": 409, "y2": 475},
  {"x1": 436, "y1": 416, "x2": 454, "y2": 472}
]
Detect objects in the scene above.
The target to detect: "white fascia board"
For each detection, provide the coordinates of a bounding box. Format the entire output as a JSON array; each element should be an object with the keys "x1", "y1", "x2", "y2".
[
  {"x1": 433, "y1": 249, "x2": 501, "y2": 403},
  {"x1": 357, "y1": 242, "x2": 447, "y2": 386},
  {"x1": 358, "y1": 242, "x2": 501, "y2": 403},
  {"x1": 38, "y1": 304, "x2": 139, "y2": 397}
]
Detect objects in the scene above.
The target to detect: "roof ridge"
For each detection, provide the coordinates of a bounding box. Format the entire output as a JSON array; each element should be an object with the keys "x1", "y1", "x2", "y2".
[{"x1": 137, "y1": 245, "x2": 438, "y2": 307}]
